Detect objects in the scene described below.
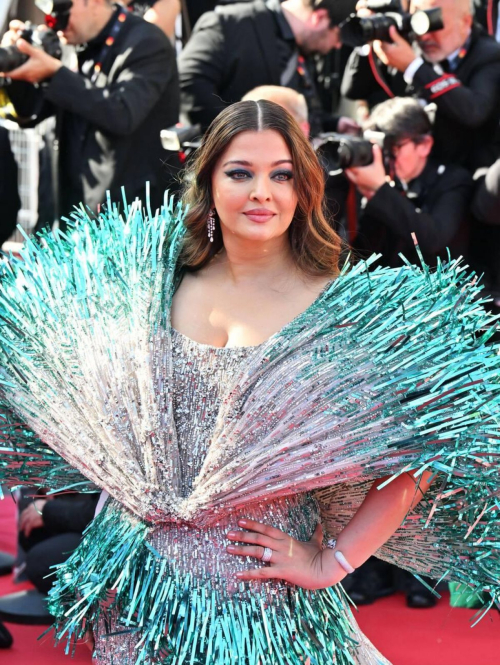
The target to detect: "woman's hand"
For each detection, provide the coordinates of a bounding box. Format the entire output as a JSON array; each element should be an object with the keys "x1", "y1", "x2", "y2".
[{"x1": 226, "y1": 518, "x2": 344, "y2": 590}]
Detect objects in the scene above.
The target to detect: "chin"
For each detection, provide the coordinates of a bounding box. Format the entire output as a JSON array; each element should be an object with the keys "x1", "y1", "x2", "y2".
[
  {"x1": 235, "y1": 225, "x2": 284, "y2": 244},
  {"x1": 240, "y1": 230, "x2": 277, "y2": 243},
  {"x1": 420, "y1": 47, "x2": 441, "y2": 63}
]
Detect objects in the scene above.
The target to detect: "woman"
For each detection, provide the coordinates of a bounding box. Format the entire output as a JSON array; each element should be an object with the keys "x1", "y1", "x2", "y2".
[{"x1": 0, "y1": 101, "x2": 498, "y2": 664}]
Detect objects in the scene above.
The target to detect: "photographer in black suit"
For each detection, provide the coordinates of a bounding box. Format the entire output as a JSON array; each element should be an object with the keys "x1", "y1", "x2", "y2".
[
  {"x1": 1, "y1": 0, "x2": 179, "y2": 226},
  {"x1": 347, "y1": 97, "x2": 473, "y2": 268},
  {"x1": 179, "y1": 0, "x2": 358, "y2": 134},
  {"x1": 341, "y1": 0, "x2": 500, "y2": 173}
]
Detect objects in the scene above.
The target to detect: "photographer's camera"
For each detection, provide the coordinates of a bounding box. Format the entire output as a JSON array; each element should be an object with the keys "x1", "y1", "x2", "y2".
[
  {"x1": 0, "y1": 25, "x2": 62, "y2": 73},
  {"x1": 340, "y1": 0, "x2": 443, "y2": 47},
  {"x1": 0, "y1": 0, "x2": 71, "y2": 74}
]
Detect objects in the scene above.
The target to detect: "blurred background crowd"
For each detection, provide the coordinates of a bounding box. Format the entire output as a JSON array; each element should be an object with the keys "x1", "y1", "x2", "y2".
[{"x1": 0, "y1": 0, "x2": 498, "y2": 650}]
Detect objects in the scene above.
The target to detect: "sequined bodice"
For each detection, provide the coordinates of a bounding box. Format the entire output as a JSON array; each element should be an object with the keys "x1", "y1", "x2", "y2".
[
  {"x1": 143, "y1": 329, "x2": 321, "y2": 587},
  {"x1": 94, "y1": 328, "x2": 388, "y2": 665},
  {"x1": 170, "y1": 328, "x2": 257, "y2": 496}
]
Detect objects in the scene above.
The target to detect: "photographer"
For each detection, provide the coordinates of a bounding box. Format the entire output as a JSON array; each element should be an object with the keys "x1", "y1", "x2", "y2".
[
  {"x1": 1, "y1": 0, "x2": 179, "y2": 226},
  {"x1": 178, "y1": 0, "x2": 359, "y2": 134},
  {"x1": 341, "y1": 0, "x2": 500, "y2": 173},
  {"x1": 347, "y1": 97, "x2": 473, "y2": 267}
]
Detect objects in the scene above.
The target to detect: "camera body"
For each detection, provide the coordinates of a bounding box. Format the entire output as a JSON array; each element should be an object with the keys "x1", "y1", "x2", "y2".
[
  {"x1": 314, "y1": 131, "x2": 388, "y2": 173},
  {"x1": 0, "y1": 0, "x2": 71, "y2": 74},
  {"x1": 160, "y1": 123, "x2": 202, "y2": 154},
  {"x1": 0, "y1": 24, "x2": 62, "y2": 73},
  {"x1": 340, "y1": 0, "x2": 443, "y2": 47}
]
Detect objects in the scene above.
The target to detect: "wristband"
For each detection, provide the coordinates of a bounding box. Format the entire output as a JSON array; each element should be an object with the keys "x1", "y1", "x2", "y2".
[{"x1": 325, "y1": 538, "x2": 356, "y2": 574}]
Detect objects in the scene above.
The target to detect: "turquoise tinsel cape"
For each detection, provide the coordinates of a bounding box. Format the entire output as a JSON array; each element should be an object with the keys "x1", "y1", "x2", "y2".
[{"x1": 0, "y1": 196, "x2": 498, "y2": 662}]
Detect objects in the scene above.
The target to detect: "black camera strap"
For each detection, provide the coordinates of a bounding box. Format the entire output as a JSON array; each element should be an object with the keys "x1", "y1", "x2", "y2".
[{"x1": 91, "y1": 8, "x2": 129, "y2": 84}]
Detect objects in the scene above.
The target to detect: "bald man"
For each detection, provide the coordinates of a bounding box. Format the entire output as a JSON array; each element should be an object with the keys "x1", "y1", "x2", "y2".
[
  {"x1": 341, "y1": 0, "x2": 500, "y2": 173},
  {"x1": 243, "y1": 86, "x2": 311, "y2": 135}
]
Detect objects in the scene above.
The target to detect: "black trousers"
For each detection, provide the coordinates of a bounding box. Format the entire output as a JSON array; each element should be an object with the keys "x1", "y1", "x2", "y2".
[{"x1": 18, "y1": 530, "x2": 82, "y2": 594}]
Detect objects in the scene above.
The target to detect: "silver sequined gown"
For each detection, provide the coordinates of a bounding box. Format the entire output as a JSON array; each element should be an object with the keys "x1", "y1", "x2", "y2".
[{"x1": 93, "y1": 329, "x2": 390, "y2": 665}]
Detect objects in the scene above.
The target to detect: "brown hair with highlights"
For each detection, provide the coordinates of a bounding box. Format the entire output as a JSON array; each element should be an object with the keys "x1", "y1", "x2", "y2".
[{"x1": 180, "y1": 100, "x2": 342, "y2": 277}]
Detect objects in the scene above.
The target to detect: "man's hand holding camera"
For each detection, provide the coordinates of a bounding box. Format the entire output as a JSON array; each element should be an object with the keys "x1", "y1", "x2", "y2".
[
  {"x1": 1, "y1": 20, "x2": 62, "y2": 82},
  {"x1": 345, "y1": 143, "x2": 388, "y2": 200},
  {"x1": 374, "y1": 25, "x2": 417, "y2": 71},
  {"x1": 7, "y1": 40, "x2": 61, "y2": 82}
]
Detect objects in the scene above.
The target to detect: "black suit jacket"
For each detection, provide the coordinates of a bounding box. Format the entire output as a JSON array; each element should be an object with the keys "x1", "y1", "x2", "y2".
[
  {"x1": 470, "y1": 157, "x2": 500, "y2": 297},
  {"x1": 472, "y1": 156, "x2": 500, "y2": 224},
  {"x1": 342, "y1": 25, "x2": 500, "y2": 172},
  {"x1": 179, "y1": 1, "x2": 284, "y2": 129},
  {"x1": 354, "y1": 160, "x2": 473, "y2": 268},
  {"x1": 341, "y1": 49, "x2": 407, "y2": 108},
  {"x1": 0, "y1": 127, "x2": 21, "y2": 245},
  {"x1": 8, "y1": 8, "x2": 179, "y2": 221}
]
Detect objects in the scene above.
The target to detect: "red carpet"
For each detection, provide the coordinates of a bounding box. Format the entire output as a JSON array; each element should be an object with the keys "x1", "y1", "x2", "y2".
[{"x1": 1, "y1": 494, "x2": 498, "y2": 665}]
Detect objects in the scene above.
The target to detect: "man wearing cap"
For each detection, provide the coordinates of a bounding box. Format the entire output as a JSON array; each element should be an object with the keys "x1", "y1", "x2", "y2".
[
  {"x1": 1, "y1": 0, "x2": 179, "y2": 226},
  {"x1": 178, "y1": 0, "x2": 358, "y2": 134}
]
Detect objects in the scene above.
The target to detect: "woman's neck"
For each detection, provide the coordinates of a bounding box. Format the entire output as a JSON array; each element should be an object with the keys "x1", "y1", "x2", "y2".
[{"x1": 210, "y1": 235, "x2": 298, "y2": 287}]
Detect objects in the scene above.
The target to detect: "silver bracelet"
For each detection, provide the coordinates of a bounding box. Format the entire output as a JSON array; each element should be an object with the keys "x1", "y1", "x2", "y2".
[{"x1": 325, "y1": 538, "x2": 356, "y2": 575}]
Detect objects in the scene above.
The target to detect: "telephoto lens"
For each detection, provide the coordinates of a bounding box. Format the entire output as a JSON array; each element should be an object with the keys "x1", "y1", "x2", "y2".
[
  {"x1": 340, "y1": 13, "x2": 404, "y2": 46},
  {"x1": 340, "y1": 7, "x2": 443, "y2": 46},
  {"x1": 318, "y1": 134, "x2": 375, "y2": 171}
]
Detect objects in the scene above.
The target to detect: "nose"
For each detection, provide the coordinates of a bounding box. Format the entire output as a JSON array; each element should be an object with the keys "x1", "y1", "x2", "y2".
[{"x1": 250, "y1": 174, "x2": 272, "y2": 202}]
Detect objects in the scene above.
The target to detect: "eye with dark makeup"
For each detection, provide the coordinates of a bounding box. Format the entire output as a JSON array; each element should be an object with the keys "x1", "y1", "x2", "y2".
[
  {"x1": 223, "y1": 169, "x2": 294, "y2": 182},
  {"x1": 271, "y1": 170, "x2": 294, "y2": 182},
  {"x1": 224, "y1": 169, "x2": 252, "y2": 180}
]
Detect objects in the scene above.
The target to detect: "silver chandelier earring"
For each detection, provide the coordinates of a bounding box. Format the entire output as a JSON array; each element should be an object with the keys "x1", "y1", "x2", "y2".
[{"x1": 207, "y1": 208, "x2": 216, "y2": 242}]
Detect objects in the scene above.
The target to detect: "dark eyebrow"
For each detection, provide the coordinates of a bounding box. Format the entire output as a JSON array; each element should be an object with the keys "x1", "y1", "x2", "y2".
[{"x1": 222, "y1": 159, "x2": 293, "y2": 167}]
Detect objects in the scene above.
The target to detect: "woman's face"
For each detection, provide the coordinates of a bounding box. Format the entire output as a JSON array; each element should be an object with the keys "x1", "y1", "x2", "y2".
[{"x1": 211, "y1": 130, "x2": 298, "y2": 244}]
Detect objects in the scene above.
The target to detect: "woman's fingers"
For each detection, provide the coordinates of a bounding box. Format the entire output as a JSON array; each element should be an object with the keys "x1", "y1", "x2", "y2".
[
  {"x1": 226, "y1": 543, "x2": 277, "y2": 561},
  {"x1": 226, "y1": 520, "x2": 292, "y2": 563},
  {"x1": 236, "y1": 518, "x2": 286, "y2": 540},
  {"x1": 226, "y1": 529, "x2": 277, "y2": 549}
]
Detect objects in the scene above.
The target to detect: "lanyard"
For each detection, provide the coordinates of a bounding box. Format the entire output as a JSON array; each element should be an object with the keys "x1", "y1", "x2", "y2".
[{"x1": 91, "y1": 9, "x2": 129, "y2": 83}]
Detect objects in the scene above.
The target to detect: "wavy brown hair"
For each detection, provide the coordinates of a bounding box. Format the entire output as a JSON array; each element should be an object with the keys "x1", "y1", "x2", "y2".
[{"x1": 180, "y1": 100, "x2": 342, "y2": 277}]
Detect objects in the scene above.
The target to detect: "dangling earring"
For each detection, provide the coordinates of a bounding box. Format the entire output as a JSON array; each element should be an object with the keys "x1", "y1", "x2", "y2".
[{"x1": 207, "y1": 208, "x2": 216, "y2": 242}]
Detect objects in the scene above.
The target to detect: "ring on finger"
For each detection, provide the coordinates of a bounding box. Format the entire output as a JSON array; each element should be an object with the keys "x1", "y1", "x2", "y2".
[{"x1": 261, "y1": 546, "x2": 273, "y2": 563}]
